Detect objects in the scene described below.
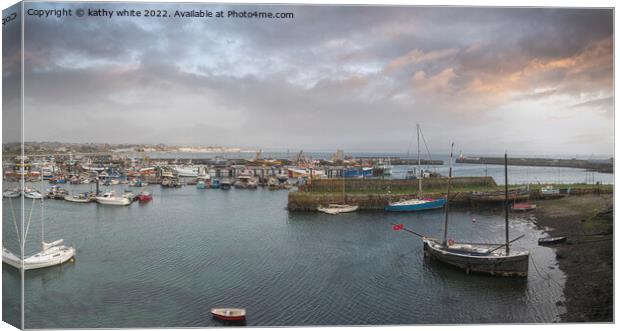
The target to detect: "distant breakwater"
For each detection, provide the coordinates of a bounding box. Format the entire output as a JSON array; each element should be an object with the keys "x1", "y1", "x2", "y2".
[{"x1": 456, "y1": 157, "x2": 613, "y2": 173}]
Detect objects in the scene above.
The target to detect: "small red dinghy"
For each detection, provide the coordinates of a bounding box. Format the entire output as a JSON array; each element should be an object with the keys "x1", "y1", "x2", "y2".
[{"x1": 211, "y1": 308, "x2": 246, "y2": 321}]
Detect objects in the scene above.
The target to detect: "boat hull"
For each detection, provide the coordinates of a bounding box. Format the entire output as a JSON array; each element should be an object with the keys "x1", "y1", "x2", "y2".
[
  {"x1": 210, "y1": 308, "x2": 246, "y2": 321},
  {"x1": 384, "y1": 198, "x2": 446, "y2": 212},
  {"x1": 423, "y1": 239, "x2": 529, "y2": 277},
  {"x1": 96, "y1": 197, "x2": 131, "y2": 206},
  {"x1": 317, "y1": 205, "x2": 359, "y2": 214},
  {"x1": 3, "y1": 246, "x2": 75, "y2": 270}
]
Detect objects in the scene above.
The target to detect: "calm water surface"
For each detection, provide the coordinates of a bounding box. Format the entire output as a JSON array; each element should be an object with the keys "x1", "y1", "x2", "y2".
[{"x1": 3, "y1": 183, "x2": 566, "y2": 327}]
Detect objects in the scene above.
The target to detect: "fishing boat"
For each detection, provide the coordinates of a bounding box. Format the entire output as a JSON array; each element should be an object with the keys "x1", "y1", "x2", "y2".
[
  {"x1": 317, "y1": 204, "x2": 359, "y2": 214},
  {"x1": 385, "y1": 124, "x2": 445, "y2": 212},
  {"x1": 210, "y1": 308, "x2": 246, "y2": 321},
  {"x1": 395, "y1": 148, "x2": 529, "y2": 277},
  {"x1": 24, "y1": 188, "x2": 43, "y2": 199},
  {"x1": 64, "y1": 193, "x2": 93, "y2": 203},
  {"x1": 538, "y1": 236, "x2": 566, "y2": 245},
  {"x1": 137, "y1": 191, "x2": 153, "y2": 202},
  {"x1": 96, "y1": 191, "x2": 131, "y2": 206},
  {"x1": 2, "y1": 194, "x2": 76, "y2": 270},
  {"x1": 3, "y1": 188, "x2": 21, "y2": 198},
  {"x1": 512, "y1": 202, "x2": 537, "y2": 211}
]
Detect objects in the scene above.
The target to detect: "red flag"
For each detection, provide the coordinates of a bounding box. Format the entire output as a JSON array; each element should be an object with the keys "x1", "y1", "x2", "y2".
[{"x1": 392, "y1": 224, "x2": 404, "y2": 231}]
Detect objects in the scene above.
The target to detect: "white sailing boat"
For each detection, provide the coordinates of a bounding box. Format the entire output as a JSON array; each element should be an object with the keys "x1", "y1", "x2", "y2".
[
  {"x1": 24, "y1": 187, "x2": 43, "y2": 199},
  {"x1": 317, "y1": 204, "x2": 359, "y2": 214},
  {"x1": 318, "y1": 162, "x2": 359, "y2": 215},
  {"x1": 2, "y1": 188, "x2": 76, "y2": 270},
  {"x1": 3, "y1": 187, "x2": 21, "y2": 198}
]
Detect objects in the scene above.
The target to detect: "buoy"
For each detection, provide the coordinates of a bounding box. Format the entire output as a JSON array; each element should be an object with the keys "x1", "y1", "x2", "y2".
[
  {"x1": 70, "y1": 258, "x2": 75, "y2": 262},
  {"x1": 448, "y1": 239, "x2": 455, "y2": 246}
]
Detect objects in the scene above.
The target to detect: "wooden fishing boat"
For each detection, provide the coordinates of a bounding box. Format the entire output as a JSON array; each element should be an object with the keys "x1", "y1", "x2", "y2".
[
  {"x1": 538, "y1": 236, "x2": 566, "y2": 245},
  {"x1": 423, "y1": 237, "x2": 529, "y2": 277},
  {"x1": 394, "y1": 148, "x2": 529, "y2": 277},
  {"x1": 511, "y1": 202, "x2": 537, "y2": 211},
  {"x1": 210, "y1": 308, "x2": 246, "y2": 321}
]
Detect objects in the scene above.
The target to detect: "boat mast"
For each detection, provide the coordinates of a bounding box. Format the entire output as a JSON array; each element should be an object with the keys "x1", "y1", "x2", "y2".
[
  {"x1": 417, "y1": 124, "x2": 421, "y2": 196},
  {"x1": 442, "y1": 142, "x2": 454, "y2": 246},
  {"x1": 504, "y1": 153, "x2": 510, "y2": 255}
]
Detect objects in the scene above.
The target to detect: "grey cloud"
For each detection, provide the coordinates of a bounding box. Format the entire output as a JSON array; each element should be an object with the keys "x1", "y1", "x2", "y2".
[{"x1": 15, "y1": 3, "x2": 614, "y2": 155}]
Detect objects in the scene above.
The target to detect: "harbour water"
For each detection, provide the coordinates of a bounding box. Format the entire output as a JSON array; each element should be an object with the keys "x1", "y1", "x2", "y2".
[{"x1": 4, "y1": 182, "x2": 566, "y2": 327}]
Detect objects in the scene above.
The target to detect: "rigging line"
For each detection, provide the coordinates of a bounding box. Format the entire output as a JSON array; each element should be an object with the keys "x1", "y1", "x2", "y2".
[
  {"x1": 405, "y1": 127, "x2": 416, "y2": 159},
  {"x1": 9, "y1": 197, "x2": 21, "y2": 247},
  {"x1": 23, "y1": 197, "x2": 36, "y2": 246},
  {"x1": 418, "y1": 128, "x2": 437, "y2": 173}
]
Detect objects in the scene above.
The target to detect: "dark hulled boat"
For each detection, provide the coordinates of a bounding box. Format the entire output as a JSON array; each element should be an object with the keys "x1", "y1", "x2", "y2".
[
  {"x1": 422, "y1": 149, "x2": 529, "y2": 277},
  {"x1": 423, "y1": 238, "x2": 529, "y2": 277}
]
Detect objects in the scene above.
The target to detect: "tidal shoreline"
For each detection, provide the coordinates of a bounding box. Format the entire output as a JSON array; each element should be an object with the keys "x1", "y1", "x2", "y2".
[{"x1": 533, "y1": 194, "x2": 613, "y2": 322}]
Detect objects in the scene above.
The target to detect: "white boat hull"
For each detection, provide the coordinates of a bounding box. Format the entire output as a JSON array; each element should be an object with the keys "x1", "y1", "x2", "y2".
[
  {"x1": 96, "y1": 197, "x2": 131, "y2": 206},
  {"x1": 3, "y1": 245, "x2": 75, "y2": 270},
  {"x1": 317, "y1": 204, "x2": 359, "y2": 214}
]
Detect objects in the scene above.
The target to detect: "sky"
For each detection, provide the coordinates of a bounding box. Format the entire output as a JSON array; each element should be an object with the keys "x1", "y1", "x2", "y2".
[{"x1": 5, "y1": 3, "x2": 615, "y2": 155}]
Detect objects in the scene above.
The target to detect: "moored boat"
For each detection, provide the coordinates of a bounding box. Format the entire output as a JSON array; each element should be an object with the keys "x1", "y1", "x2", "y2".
[
  {"x1": 538, "y1": 236, "x2": 567, "y2": 245},
  {"x1": 3, "y1": 241, "x2": 75, "y2": 270},
  {"x1": 64, "y1": 193, "x2": 93, "y2": 203},
  {"x1": 220, "y1": 179, "x2": 232, "y2": 190},
  {"x1": 317, "y1": 204, "x2": 359, "y2": 214},
  {"x1": 137, "y1": 191, "x2": 153, "y2": 202},
  {"x1": 3, "y1": 188, "x2": 21, "y2": 198},
  {"x1": 394, "y1": 148, "x2": 529, "y2": 277},
  {"x1": 512, "y1": 202, "x2": 537, "y2": 211},
  {"x1": 540, "y1": 185, "x2": 561, "y2": 197},
  {"x1": 24, "y1": 188, "x2": 43, "y2": 199},
  {"x1": 96, "y1": 191, "x2": 131, "y2": 206},
  {"x1": 384, "y1": 197, "x2": 446, "y2": 212},
  {"x1": 211, "y1": 178, "x2": 221, "y2": 189},
  {"x1": 210, "y1": 308, "x2": 246, "y2": 321}
]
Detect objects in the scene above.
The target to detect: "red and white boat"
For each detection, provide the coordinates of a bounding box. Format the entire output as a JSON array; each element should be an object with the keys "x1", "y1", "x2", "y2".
[
  {"x1": 210, "y1": 308, "x2": 246, "y2": 321},
  {"x1": 137, "y1": 191, "x2": 153, "y2": 202},
  {"x1": 511, "y1": 202, "x2": 536, "y2": 211}
]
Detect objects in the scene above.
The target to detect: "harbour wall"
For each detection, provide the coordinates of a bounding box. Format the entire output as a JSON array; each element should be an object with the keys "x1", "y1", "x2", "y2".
[
  {"x1": 298, "y1": 177, "x2": 497, "y2": 193},
  {"x1": 288, "y1": 181, "x2": 612, "y2": 211}
]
